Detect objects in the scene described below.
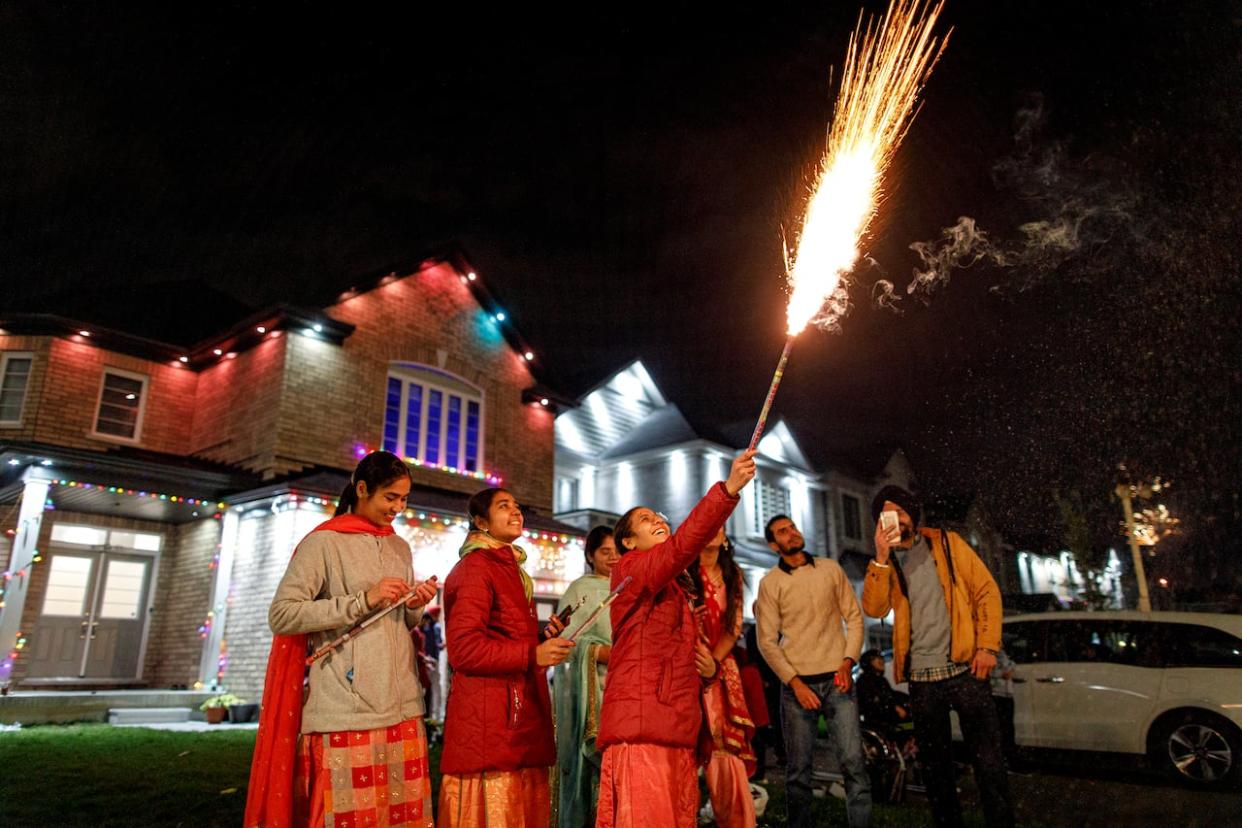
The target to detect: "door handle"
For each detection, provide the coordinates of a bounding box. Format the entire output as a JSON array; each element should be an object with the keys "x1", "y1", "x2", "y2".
[{"x1": 1035, "y1": 675, "x2": 1064, "y2": 684}]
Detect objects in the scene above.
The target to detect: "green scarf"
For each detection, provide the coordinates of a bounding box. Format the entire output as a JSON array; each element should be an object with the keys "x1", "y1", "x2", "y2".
[{"x1": 458, "y1": 530, "x2": 534, "y2": 601}]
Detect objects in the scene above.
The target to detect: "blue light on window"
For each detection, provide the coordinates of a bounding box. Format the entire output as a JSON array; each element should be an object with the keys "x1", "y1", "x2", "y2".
[
  {"x1": 466, "y1": 401, "x2": 480, "y2": 472},
  {"x1": 382, "y1": 377, "x2": 401, "y2": 453},
  {"x1": 426, "y1": 390, "x2": 443, "y2": 464},
  {"x1": 446, "y1": 396, "x2": 461, "y2": 469},
  {"x1": 404, "y1": 384, "x2": 423, "y2": 459}
]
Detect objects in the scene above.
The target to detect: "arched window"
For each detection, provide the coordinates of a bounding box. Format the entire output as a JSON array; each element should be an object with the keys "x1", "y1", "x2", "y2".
[{"x1": 382, "y1": 364, "x2": 484, "y2": 472}]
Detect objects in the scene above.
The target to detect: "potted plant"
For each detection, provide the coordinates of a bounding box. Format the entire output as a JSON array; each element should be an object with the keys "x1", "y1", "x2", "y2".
[
  {"x1": 200, "y1": 693, "x2": 245, "y2": 724},
  {"x1": 228, "y1": 699, "x2": 259, "y2": 724}
]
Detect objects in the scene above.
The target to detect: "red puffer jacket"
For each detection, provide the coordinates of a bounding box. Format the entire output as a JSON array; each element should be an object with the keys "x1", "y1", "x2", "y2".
[
  {"x1": 440, "y1": 544, "x2": 554, "y2": 775},
  {"x1": 598, "y1": 482, "x2": 739, "y2": 751}
]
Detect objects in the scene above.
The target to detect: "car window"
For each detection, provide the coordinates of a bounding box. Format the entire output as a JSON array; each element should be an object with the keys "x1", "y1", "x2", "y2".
[
  {"x1": 1158, "y1": 623, "x2": 1242, "y2": 668},
  {"x1": 1002, "y1": 621, "x2": 1046, "y2": 664},
  {"x1": 1093, "y1": 622, "x2": 1157, "y2": 667},
  {"x1": 1046, "y1": 620, "x2": 1158, "y2": 666},
  {"x1": 1047, "y1": 620, "x2": 1092, "y2": 662}
]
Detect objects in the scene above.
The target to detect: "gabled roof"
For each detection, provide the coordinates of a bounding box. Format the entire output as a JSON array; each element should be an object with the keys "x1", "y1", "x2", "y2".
[
  {"x1": 557, "y1": 359, "x2": 816, "y2": 472},
  {"x1": 600, "y1": 404, "x2": 698, "y2": 459},
  {"x1": 0, "y1": 242, "x2": 563, "y2": 396},
  {"x1": 755, "y1": 421, "x2": 813, "y2": 471},
  {"x1": 2, "y1": 279, "x2": 254, "y2": 347},
  {"x1": 555, "y1": 361, "x2": 666, "y2": 458}
]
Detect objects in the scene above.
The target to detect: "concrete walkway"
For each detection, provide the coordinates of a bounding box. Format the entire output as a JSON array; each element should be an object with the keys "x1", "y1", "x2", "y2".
[{"x1": 111, "y1": 721, "x2": 259, "y2": 732}]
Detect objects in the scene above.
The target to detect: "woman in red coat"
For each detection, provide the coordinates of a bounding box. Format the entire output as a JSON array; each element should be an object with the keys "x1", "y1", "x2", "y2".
[
  {"x1": 438, "y1": 488, "x2": 574, "y2": 827},
  {"x1": 595, "y1": 450, "x2": 756, "y2": 828}
]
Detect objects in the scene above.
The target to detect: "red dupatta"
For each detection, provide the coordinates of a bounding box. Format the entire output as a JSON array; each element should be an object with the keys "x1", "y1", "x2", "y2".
[
  {"x1": 702, "y1": 575, "x2": 757, "y2": 774},
  {"x1": 243, "y1": 513, "x2": 394, "y2": 828}
]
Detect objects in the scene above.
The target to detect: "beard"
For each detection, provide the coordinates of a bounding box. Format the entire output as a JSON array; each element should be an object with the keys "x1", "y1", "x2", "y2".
[{"x1": 779, "y1": 541, "x2": 806, "y2": 557}]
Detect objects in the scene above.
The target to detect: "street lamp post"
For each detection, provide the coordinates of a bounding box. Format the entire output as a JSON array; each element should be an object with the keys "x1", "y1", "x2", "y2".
[{"x1": 1115, "y1": 483, "x2": 1152, "y2": 612}]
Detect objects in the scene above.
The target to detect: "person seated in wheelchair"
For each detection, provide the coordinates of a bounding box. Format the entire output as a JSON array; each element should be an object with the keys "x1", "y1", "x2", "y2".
[{"x1": 856, "y1": 650, "x2": 913, "y2": 743}]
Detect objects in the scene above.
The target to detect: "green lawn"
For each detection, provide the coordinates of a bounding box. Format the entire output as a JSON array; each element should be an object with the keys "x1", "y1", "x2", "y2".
[
  {"x1": 0, "y1": 725, "x2": 258, "y2": 827},
  {"x1": 0, "y1": 724, "x2": 1006, "y2": 826}
]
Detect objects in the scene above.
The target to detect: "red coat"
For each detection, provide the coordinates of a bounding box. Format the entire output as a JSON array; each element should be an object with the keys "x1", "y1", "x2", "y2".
[
  {"x1": 598, "y1": 482, "x2": 739, "y2": 751},
  {"x1": 440, "y1": 544, "x2": 555, "y2": 775}
]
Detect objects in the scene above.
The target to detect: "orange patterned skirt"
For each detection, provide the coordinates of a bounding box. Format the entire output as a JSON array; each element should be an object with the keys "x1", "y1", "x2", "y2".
[
  {"x1": 594, "y1": 743, "x2": 698, "y2": 828},
  {"x1": 294, "y1": 716, "x2": 434, "y2": 828},
  {"x1": 436, "y1": 767, "x2": 551, "y2": 827}
]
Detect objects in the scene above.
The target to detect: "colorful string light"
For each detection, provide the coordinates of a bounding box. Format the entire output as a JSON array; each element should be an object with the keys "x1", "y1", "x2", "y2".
[
  {"x1": 49, "y1": 479, "x2": 227, "y2": 510},
  {"x1": 353, "y1": 444, "x2": 502, "y2": 485},
  {"x1": 404, "y1": 457, "x2": 503, "y2": 486}
]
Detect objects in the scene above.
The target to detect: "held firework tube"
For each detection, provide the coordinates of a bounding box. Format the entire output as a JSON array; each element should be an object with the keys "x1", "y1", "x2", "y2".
[
  {"x1": 747, "y1": 335, "x2": 795, "y2": 451},
  {"x1": 305, "y1": 578, "x2": 436, "y2": 665},
  {"x1": 565, "y1": 575, "x2": 634, "y2": 642}
]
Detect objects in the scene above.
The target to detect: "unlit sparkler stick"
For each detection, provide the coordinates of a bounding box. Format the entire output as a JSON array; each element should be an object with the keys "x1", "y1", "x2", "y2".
[
  {"x1": 565, "y1": 576, "x2": 633, "y2": 642},
  {"x1": 306, "y1": 587, "x2": 419, "y2": 666},
  {"x1": 748, "y1": 335, "x2": 796, "y2": 451}
]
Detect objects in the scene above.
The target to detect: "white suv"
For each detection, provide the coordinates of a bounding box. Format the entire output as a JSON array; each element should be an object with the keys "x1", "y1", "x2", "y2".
[{"x1": 1002, "y1": 611, "x2": 1242, "y2": 788}]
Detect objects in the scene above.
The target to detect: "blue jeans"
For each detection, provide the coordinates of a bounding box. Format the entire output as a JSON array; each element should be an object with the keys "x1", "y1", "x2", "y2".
[{"x1": 781, "y1": 679, "x2": 872, "y2": 828}]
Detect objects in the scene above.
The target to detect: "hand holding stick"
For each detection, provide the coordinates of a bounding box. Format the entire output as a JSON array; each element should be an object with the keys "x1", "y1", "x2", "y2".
[
  {"x1": 306, "y1": 576, "x2": 438, "y2": 666},
  {"x1": 564, "y1": 576, "x2": 633, "y2": 641}
]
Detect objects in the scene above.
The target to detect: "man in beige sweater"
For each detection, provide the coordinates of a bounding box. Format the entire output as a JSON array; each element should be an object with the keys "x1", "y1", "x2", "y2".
[{"x1": 756, "y1": 515, "x2": 871, "y2": 828}]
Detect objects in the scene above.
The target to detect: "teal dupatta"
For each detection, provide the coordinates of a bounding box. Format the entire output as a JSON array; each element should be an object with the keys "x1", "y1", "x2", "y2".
[{"x1": 553, "y1": 573, "x2": 613, "y2": 828}]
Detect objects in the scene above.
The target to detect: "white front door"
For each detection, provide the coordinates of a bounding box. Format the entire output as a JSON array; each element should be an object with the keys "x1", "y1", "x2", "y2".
[{"x1": 25, "y1": 525, "x2": 159, "y2": 682}]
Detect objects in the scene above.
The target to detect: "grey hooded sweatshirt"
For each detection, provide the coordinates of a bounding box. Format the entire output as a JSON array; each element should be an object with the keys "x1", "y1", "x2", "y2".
[{"x1": 269, "y1": 530, "x2": 425, "y2": 733}]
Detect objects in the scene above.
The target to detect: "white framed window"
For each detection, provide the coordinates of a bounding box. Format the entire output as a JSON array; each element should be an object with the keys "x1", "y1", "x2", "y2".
[
  {"x1": 751, "y1": 481, "x2": 791, "y2": 538},
  {"x1": 0, "y1": 352, "x2": 34, "y2": 426},
  {"x1": 97, "y1": 559, "x2": 148, "y2": 620},
  {"x1": 41, "y1": 555, "x2": 95, "y2": 617},
  {"x1": 50, "y1": 523, "x2": 163, "y2": 552},
  {"x1": 382, "y1": 364, "x2": 484, "y2": 472},
  {"x1": 92, "y1": 368, "x2": 148, "y2": 442}
]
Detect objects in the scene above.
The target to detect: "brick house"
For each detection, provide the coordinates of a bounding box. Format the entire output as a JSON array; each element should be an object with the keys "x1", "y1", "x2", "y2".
[{"x1": 0, "y1": 248, "x2": 584, "y2": 705}]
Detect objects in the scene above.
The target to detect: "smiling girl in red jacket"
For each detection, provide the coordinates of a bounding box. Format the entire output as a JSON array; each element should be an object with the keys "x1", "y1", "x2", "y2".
[
  {"x1": 437, "y1": 488, "x2": 574, "y2": 827},
  {"x1": 595, "y1": 450, "x2": 756, "y2": 828}
]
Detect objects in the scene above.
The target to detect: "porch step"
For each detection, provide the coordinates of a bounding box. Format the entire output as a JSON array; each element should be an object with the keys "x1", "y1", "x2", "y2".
[
  {"x1": 0, "y1": 690, "x2": 215, "y2": 725},
  {"x1": 108, "y1": 707, "x2": 193, "y2": 725}
]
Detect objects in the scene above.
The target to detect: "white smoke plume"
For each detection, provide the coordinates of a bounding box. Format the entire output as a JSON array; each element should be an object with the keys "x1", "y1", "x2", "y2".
[
  {"x1": 893, "y1": 94, "x2": 1137, "y2": 304},
  {"x1": 807, "y1": 282, "x2": 854, "y2": 333}
]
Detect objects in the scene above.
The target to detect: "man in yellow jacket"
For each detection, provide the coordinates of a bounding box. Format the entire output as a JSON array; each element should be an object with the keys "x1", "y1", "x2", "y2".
[{"x1": 862, "y1": 486, "x2": 1014, "y2": 827}]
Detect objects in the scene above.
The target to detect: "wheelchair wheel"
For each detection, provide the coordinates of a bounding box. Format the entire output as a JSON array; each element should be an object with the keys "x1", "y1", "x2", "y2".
[{"x1": 860, "y1": 726, "x2": 905, "y2": 803}]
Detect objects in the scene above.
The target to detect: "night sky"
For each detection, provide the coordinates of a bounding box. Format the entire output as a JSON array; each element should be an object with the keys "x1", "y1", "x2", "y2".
[{"x1": 3, "y1": 3, "x2": 1240, "y2": 592}]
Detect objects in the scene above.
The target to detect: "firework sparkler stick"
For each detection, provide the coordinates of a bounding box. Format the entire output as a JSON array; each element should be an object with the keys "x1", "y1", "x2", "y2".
[
  {"x1": 748, "y1": 335, "x2": 796, "y2": 450},
  {"x1": 306, "y1": 586, "x2": 421, "y2": 666},
  {"x1": 564, "y1": 576, "x2": 633, "y2": 642},
  {"x1": 747, "y1": 0, "x2": 949, "y2": 446}
]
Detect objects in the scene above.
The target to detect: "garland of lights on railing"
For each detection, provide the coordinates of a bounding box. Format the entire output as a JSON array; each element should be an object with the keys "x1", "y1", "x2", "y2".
[{"x1": 352, "y1": 445, "x2": 504, "y2": 486}]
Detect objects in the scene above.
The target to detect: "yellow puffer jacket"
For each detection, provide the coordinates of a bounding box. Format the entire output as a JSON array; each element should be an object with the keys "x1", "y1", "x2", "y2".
[{"x1": 861, "y1": 527, "x2": 1002, "y2": 684}]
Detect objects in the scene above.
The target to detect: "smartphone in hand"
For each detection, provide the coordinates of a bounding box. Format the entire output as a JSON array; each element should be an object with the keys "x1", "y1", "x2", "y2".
[{"x1": 880, "y1": 509, "x2": 900, "y2": 539}]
